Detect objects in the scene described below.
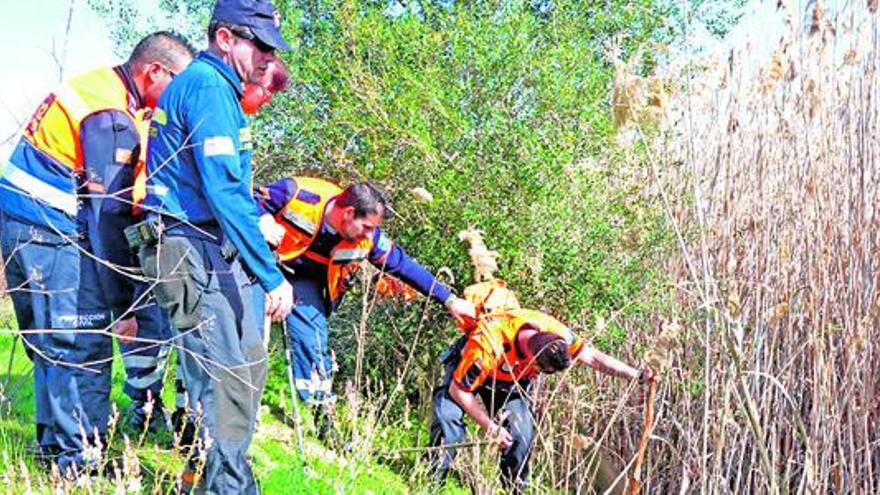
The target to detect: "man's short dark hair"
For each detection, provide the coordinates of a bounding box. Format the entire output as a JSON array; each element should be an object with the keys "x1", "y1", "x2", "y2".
[
  {"x1": 336, "y1": 182, "x2": 391, "y2": 219},
  {"x1": 128, "y1": 31, "x2": 196, "y2": 70},
  {"x1": 527, "y1": 332, "x2": 572, "y2": 374}
]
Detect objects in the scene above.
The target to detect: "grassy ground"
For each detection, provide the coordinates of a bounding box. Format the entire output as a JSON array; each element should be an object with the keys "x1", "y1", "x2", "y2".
[{"x1": 0, "y1": 298, "x2": 467, "y2": 494}]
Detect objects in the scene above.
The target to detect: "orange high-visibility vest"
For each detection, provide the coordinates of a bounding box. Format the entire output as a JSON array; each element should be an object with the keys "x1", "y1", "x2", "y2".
[
  {"x1": 3, "y1": 67, "x2": 144, "y2": 218},
  {"x1": 453, "y1": 309, "x2": 585, "y2": 390},
  {"x1": 273, "y1": 177, "x2": 377, "y2": 304}
]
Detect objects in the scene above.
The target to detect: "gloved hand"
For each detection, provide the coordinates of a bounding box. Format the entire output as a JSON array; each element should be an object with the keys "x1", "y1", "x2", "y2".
[
  {"x1": 445, "y1": 296, "x2": 477, "y2": 328},
  {"x1": 486, "y1": 422, "x2": 513, "y2": 449},
  {"x1": 266, "y1": 280, "x2": 294, "y2": 322},
  {"x1": 638, "y1": 365, "x2": 655, "y2": 385}
]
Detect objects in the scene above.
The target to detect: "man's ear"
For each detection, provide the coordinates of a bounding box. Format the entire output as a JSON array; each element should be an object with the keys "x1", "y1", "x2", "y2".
[
  {"x1": 341, "y1": 205, "x2": 356, "y2": 222},
  {"x1": 145, "y1": 62, "x2": 164, "y2": 83},
  {"x1": 214, "y1": 26, "x2": 236, "y2": 53}
]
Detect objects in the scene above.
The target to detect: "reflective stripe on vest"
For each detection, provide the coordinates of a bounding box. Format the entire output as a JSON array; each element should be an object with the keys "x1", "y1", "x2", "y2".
[
  {"x1": 0, "y1": 160, "x2": 78, "y2": 215},
  {"x1": 274, "y1": 177, "x2": 376, "y2": 303},
  {"x1": 7, "y1": 67, "x2": 133, "y2": 218},
  {"x1": 274, "y1": 177, "x2": 342, "y2": 261},
  {"x1": 331, "y1": 248, "x2": 369, "y2": 264},
  {"x1": 281, "y1": 208, "x2": 318, "y2": 236}
]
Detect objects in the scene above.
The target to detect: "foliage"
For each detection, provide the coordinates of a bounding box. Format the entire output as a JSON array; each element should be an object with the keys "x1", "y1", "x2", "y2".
[
  {"x1": 254, "y1": 0, "x2": 677, "y2": 418},
  {"x1": 76, "y1": 0, "x2": 690, "y2": 491}
]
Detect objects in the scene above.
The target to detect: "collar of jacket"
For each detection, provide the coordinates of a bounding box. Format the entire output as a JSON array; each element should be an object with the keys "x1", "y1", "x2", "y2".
[
  {"x1": 114, "y1": 62, "x2": 145, "y2": 113},
  {"x1": 197, "y1": 50, "x2": 244, "y2": 98}
]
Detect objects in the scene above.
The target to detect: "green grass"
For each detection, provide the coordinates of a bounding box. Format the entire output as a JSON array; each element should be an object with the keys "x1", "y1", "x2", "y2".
[{"x1": 0, "y1": 299, "x2": 468, "y2": 494}]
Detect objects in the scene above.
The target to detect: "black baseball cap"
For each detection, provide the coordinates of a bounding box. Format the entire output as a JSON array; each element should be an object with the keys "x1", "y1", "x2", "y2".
[{"x1": 211, "y1": 0, "x2": 292, "y2": 51}]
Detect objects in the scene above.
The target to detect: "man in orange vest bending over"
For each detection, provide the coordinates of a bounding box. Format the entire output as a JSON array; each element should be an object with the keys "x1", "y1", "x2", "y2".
[
  {"x1": 429, "y1": 281, "x2": 654, "y2": 492},
  {"x1": 256, "y1": 177, "x2": 476, "y2": 440}
]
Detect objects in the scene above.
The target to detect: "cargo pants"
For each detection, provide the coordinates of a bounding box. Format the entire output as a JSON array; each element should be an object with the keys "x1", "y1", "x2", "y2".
[
  {"x1": 139, "y1": 226, "x2": 266, "y2": 494},
  {"x1": 429, "y1": 347, "x2": 535, "y2": 492}
]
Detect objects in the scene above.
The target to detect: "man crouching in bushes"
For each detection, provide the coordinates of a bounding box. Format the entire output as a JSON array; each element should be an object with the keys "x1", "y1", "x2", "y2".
[{"x1": 429, "y1": 280, "x2": 654, "y2": 492}]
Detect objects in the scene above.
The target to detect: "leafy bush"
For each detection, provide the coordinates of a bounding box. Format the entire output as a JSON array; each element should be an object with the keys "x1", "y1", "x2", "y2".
[
  {"x1": 85, "y1": 0, "x2": 681, "y2": 489},
  {"x1": 253, "y1": 0, "x2": 675, "y2": 409}
]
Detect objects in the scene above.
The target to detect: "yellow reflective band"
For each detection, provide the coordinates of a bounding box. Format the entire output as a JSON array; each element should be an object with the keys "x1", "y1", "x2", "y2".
[
  {"x1": 1, "y1": 161, "x2": 77, "y2": 215},
  {"x1": 153, "y1": 107, "x2": 167, "y2": 125},
  {"x1": 281, "y1": 208, "x2": 317, "y2": 235}
]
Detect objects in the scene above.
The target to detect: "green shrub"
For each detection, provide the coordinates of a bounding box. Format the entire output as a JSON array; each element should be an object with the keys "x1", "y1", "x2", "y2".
[{"x1": 237, "y1": 1, "x2": 676, "y2": 422}]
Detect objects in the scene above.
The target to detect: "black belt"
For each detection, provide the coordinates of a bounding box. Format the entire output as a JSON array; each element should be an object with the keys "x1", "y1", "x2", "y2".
[{"x1": 147, "y1": 214, "x2": 223, "y2": 244}]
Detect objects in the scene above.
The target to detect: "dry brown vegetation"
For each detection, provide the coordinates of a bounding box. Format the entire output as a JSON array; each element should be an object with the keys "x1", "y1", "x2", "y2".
[{"x1": 583, "y1": 2, "x2": 880, "y2": 493}]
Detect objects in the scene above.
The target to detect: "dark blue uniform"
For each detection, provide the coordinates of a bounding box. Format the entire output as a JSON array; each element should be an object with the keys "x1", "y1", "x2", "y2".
[
  {"x1": 0, "y1": 64, "x2": 169, "y2": 472},
  {"x1": 141, "y1": 50, "x2": 279, "y2": 493},
  {"x1": 257, "y1": 177, "x2": 453, "y2": 404}
]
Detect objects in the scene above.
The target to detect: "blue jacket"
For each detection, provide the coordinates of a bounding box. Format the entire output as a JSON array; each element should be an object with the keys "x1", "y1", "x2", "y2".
[
  {"x1": 80, "y1": 64, "x2": 146, "y2": 316},
  {"x1": 144, "y1": 51, "x2": 284, "y2": 292},
  {"x1": 256, "y1": 177, "x2": 453, "y2": 306}
]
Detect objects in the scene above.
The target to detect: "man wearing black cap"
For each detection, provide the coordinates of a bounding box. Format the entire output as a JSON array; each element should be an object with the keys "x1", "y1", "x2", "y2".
[{"x1": 136, "y1": 0, "x2": 294, "y2": 491}]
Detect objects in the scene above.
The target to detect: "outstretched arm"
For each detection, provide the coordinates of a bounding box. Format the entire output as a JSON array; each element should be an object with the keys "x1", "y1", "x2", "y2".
[
  {"x1": 575, "y1": 345, "x2": 653, "y2": 382},
  {"x1": 369, "y1": 229, "x2": 476, "y2": 323}
]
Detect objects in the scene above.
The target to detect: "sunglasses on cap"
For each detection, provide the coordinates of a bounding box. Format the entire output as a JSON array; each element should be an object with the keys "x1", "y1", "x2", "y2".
[{"x1": 230, "y1": 27, "x2": 275, "y2": 54}]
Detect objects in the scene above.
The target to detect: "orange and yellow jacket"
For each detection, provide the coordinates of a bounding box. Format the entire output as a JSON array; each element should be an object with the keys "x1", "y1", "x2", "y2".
[
  {"x1": 255, "y1": 176, "x2": 453, "y2": 309},
  {"x1": 0, "y1": 65, "x2": 149, "y2": 234},
  {"x1": 0, "y1": 64, "x2": 151, "y2": 316},
  {"x1": 452, "y1": 308, "x2": 585, "y2": 391}
]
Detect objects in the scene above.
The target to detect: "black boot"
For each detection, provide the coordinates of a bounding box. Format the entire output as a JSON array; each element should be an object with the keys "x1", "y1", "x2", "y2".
[{"x1": 171, "y1": 407, "x2": 197, "y2": 449}]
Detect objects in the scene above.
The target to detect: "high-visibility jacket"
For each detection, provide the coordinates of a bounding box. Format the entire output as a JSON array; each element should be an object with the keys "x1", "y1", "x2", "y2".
[
  {"x1": 453, "y1": 309, "x2": 585, "y2": 391},
  {"x1": 256, "y1": 176, "x2": 454, "y2": 307},
  {"x1": 455, "y1": 279, "x2": 521, "y2": 333},
  {"x1": 0, "y1": 66, "x2": 146, "y2": 232},
  {"x1": 272, "y1": 177, "x2": 381, "y2": 304}
]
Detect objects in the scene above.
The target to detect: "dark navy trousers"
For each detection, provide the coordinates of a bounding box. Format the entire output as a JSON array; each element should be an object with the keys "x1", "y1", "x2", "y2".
[
  {"x1": 430, "y1": 357, "x2": 535, "y2": 490},
  {"x1": 0, "y1": 213, "x2": 112, "y2": 473},
  {"x1": 118, "y1": 284, "x2": 173, "y2": 404}
]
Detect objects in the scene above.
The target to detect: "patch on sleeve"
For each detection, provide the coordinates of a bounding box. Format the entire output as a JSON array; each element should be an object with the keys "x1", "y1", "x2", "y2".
[
  {"x1": 295, "y1": 189, "x2": 320, "y2": 204},
  {"x1": 115, "y1": 148, "x2": 133, "y2": 164},
  {"x1": 203, "y1": 136, "x2": 235, "y2": 157},
  {"x1": 375, "y1": 232, "x2": 391, "y2": 252},
  {"x1": 152, "y1": 107, "x2": 167, "y2": 126}
]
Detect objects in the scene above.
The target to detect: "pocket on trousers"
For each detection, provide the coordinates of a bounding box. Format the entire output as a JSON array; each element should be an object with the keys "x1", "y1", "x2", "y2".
[{"x1": 140, "y1": 237, "x2": 209, "y2": 330}]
